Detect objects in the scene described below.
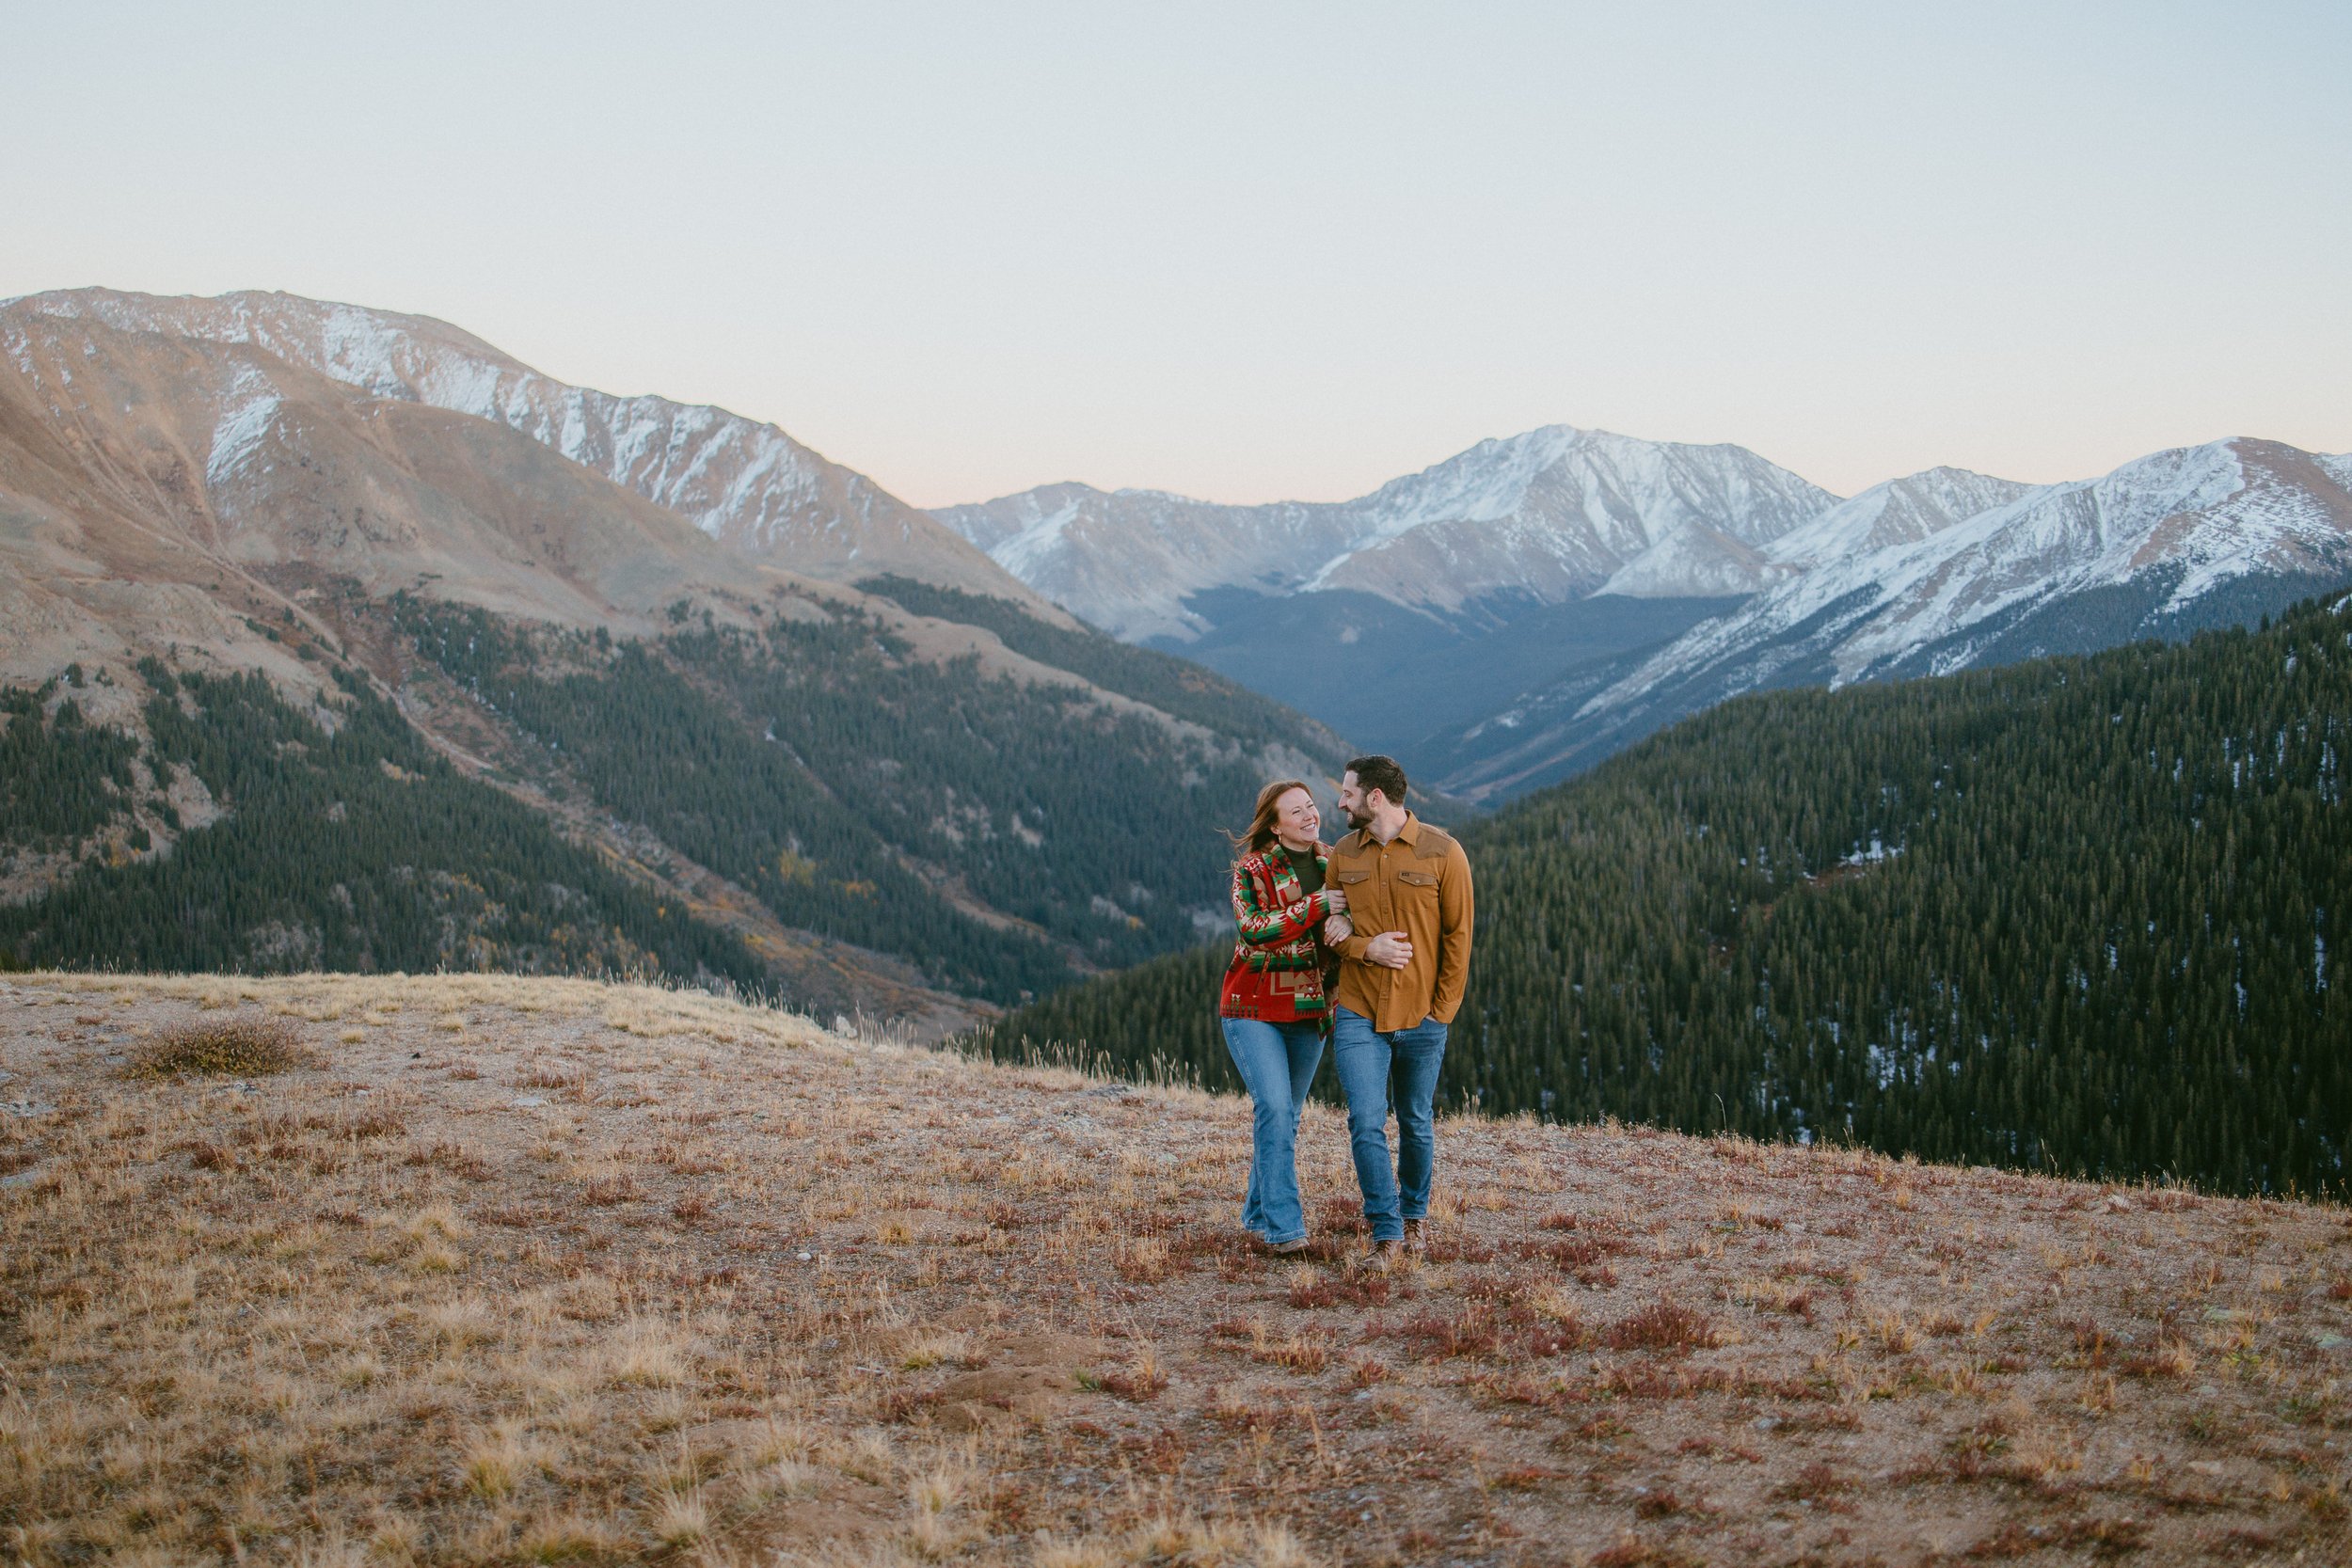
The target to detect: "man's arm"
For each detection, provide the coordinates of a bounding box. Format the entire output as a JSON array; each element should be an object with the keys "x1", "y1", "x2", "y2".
[{"x1": 1430, "y1": 842, "x2": 1474, "y2": 1023}]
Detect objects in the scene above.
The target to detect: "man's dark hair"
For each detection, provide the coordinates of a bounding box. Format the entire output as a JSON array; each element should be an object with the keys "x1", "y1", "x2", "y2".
[{"x1": 1345, "y1": 754, "x2": 1408, "y2": 806}]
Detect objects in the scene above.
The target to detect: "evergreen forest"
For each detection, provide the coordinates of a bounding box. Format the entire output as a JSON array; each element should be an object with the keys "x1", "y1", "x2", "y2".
[
  {"x1": 390, "y1": 594, "x2": 1343, "y2": 1005},
  {"x1": 855, "y1": 576, "x2": 1335, "y2": 751},
  {"x1": 0, "y1": 665, "x2": 762, "y2": 986},
  {"x1": 973, "y1": 592, "x2": 2352, "y2": 1198},
  {"x1": 0, "y1": 586, "x2": 1347, "y2": 1015}
]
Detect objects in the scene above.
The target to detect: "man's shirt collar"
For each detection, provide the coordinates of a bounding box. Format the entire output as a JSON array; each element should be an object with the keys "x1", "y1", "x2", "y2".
[{"x1": 1345, "y1": 810, "x2": 1419, "y2": 851}]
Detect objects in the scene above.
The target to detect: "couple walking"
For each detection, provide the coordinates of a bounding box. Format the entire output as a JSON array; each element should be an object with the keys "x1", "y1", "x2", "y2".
[{"x1": 1216, "y1": 754, "x2": 1473, "y2": 1260}]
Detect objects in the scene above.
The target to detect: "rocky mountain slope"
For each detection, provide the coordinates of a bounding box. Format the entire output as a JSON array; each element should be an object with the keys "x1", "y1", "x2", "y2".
[
  {"x1": 0, "y1": 290, "x2": 1346, "y2": 1027},
  {"x1": 7, "y1": 970, "x2": 2346, "y2": 1565},
  {"x1": 10, "y1": 288, "x2": 1045, "y2": 608},
  {"x1": 1, "y1": 298, "x2": 757, "y2": 700}
]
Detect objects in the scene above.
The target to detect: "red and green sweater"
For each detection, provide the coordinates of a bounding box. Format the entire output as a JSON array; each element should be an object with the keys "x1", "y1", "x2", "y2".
[{"x1": 1217, "y1": 843, "x2": 1337, "y2": 1024}]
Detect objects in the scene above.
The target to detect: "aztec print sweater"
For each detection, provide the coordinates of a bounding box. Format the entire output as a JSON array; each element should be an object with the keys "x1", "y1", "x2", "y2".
[{"x1": 1217, "y1": 842, "x2": 1337, "y2": 1024}]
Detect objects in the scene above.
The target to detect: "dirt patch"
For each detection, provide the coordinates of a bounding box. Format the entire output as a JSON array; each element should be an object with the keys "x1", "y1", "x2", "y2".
[
  {"x1": 932, "y1": 1367, "x2": 1084, "y2": 1431},
  {"x1": 989, "y1": 1331, "x2": 1111, "y2": 1369}
]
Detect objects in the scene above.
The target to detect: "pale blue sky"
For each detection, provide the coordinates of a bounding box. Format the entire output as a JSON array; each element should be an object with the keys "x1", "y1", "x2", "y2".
[{"x1": 7, "y1": 2, "x2": 2346, "y2": 505}]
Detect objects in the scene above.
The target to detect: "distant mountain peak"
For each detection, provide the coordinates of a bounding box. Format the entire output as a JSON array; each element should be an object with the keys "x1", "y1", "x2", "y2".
[
  {"x1": 12, "y1": 287, "x2": 1051, "y2": 612},
  {"x1": 1764, "y1": 466, "x2": 2035, "y2": 568},
  {"x1": 934, "y1": 425, "x2": 1837, "y2": 639}
]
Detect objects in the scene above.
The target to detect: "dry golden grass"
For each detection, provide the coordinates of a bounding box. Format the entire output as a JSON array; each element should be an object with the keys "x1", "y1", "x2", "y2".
[{"x1": 3, "y1": 969, "x2": 2349, "y2": 1566}]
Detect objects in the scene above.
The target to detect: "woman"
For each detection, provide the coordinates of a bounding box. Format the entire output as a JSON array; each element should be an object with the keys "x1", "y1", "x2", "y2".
[{"x1": 1217, "y1": 779, "x2": 1348, "y2": 1253}]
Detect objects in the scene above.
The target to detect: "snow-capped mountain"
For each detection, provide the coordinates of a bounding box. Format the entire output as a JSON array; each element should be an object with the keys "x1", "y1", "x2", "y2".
[
  {"x1": 1438, "y1": 438, "x2": 2352, "y2": 800},
  {"x1": 1762, "y1": 467, "x2": 2036, "y2": 568},
  {"x1": 0, "y1": 289, "x2": 1118, "y2": 708},
  {"x1": 0, "y1": 291, "x2": 836, "y2": 697},
  {"x1": 9, "y1": 288, "x2": 1042, "y2": 607},
  {"x1": 934, "y1": 426, "x2": 1837, "y2": 641},
  {"x1": 1620, "y1": 439, "x2": 2352, "y2": 695}
]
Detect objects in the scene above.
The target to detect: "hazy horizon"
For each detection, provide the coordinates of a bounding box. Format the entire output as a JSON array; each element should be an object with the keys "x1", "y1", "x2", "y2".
[{"x1": 8, "y1": 2, "x2": 2346, "y2": 508}]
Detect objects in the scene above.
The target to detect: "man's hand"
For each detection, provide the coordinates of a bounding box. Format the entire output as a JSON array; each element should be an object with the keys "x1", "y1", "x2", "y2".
[
  {"x1": 1321, "y1": 885, "x2": 1348, "y2": 915},
  {"x1": 1323, "y1": 914, "x2": 1354, "y2": 945},
  {"x1": 1364, "y1": 930, "x2": 1414, "y2": 969}
]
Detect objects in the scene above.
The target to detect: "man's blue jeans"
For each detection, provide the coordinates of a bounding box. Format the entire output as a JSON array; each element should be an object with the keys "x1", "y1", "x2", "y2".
[
  {"x1": 1330, "y1": 1006, "x2": 1448, "y2": 1243},
  {"x1": 1219, "y1": 1017, "x2": 1325, "y2": 1245}
]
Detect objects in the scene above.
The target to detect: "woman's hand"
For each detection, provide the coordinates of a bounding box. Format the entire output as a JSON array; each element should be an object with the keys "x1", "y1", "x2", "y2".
[
  {"x1": 1321, "y1": 885, "x2": 1346, "y2": 914},
  {"x1": 1323, "y1": 914, "x2": 1354, "y2": 945}
]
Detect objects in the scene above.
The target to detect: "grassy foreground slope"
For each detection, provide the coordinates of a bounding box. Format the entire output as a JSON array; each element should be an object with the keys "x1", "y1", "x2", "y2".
[
  {"x1": 3, "y1": 971, "x2": 2346, "y2": 1565},
  {"x1": 977, "y1": 593, "x2": 2352, "y2": 1199}
]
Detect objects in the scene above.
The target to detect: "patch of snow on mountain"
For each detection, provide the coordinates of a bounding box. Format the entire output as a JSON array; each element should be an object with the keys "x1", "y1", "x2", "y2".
[
  {"x1": 1597, "y1": 520, "x2": 1775, "y2": 597},
  {"x1": 992, "y1": 495, "x2": 1088, "y2": 581},
  {"x1": 204, "y1": 367, "x2": 284, "y2": 488},
  {"x1": 1349, "y1": 426, "x2": 1591, "y2": 541},
  {"x1": 1766, "y1": 467, "x2": 2031, "y2": 567}
]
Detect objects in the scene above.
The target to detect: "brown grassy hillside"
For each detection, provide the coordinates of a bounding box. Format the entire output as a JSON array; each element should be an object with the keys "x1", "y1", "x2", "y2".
[{"x1": 2, "y1": 973, "x2": 2347, "y2": 1566}]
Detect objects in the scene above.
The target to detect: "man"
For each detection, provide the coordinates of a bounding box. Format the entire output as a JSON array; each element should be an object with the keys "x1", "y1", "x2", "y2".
[{"x1": 1321, "y1": 754, "x2": 1473, "y2": 1260}]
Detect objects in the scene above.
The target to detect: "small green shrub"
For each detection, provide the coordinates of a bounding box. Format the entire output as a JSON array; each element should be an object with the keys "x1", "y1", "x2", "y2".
[{"x1": 127, "y1": 1017, "x2": 315, "y2": 1078}]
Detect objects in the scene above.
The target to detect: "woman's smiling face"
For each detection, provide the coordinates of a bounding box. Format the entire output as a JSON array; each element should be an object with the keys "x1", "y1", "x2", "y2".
[{"x1": 1273, "y1": 786, "x2": 1320, "y2": 847}]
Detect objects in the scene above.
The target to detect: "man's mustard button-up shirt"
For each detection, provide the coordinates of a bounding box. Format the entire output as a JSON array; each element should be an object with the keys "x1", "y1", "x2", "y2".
[{"x1": 1328, "y1": 812, "x2": 1474, "y2": 1032}]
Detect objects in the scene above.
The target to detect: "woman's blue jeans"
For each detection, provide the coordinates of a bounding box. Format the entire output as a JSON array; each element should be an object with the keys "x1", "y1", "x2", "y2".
[
  {"x1": 1330, "y1": 1006, "x2": 1449, "y2": 1243},
  {"x1": 1219, "y1": 1016, "x2": 1325, "y2": 1245}
]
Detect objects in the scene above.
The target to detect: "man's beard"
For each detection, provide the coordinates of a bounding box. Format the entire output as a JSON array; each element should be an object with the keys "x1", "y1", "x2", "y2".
[{"x1": 1344, "y1": 800, "x2": 1374, "y2": 831}]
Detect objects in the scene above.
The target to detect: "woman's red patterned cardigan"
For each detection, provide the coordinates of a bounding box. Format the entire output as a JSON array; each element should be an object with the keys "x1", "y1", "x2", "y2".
[{"x1": 1217, "y1": 843, "x2": 1336, "y2": 1024}]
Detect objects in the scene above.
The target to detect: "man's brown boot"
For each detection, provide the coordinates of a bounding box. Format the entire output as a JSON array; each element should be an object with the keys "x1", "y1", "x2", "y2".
[
  {"x1": 1403, "y1": 1218, "x2": 1426, "y2": 1256},
  {"x1": 1367, "y1": 1238, "x2": 1403, "y2": 1266}
]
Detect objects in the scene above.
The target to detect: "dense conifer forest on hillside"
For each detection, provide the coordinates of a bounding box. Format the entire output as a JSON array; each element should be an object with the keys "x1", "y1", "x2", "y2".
[
  {"x1": 392, "y1": 594, "x2": 1341, "y2": 1004},
  {"x1": 975, "y1": 593, "x2": 2352, "y2": 1198},
  {"x1": 0, "y1": 586, "x2": 1343, "y2": 1010},
  {"x1": 855, "y1": 576, "x2": 1333, "y2": 750},
  {"x1": 0, "y1": 666, "x2": 761, "y2": 986}
]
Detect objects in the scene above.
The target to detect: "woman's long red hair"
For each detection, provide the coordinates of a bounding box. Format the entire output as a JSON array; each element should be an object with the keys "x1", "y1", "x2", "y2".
[{"x1": 1230, "y1": 778, "x2": 1317, "y2": 863}]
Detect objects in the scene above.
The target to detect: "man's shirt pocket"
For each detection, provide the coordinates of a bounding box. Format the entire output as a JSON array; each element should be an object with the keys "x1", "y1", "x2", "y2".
[{"x1": 1396, "y1": 869, "x2": 1441, "y2": 897}]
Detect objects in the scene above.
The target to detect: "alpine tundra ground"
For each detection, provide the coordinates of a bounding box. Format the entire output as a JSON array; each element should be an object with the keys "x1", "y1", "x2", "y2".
[{"x1": 2, "y1": 974, "x2": 2347, "y2": 1567}]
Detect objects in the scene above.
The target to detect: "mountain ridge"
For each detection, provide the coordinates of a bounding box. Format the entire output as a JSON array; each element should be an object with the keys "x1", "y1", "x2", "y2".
[
  {"x1": 10, "y1": 287, "x2": 1059, "y2": 615},
  {"x1": 942, "y1": 425, "x2": 2352, "y2": 799},
  {"x1": 934, "y1": 424, "x2": 1837, "y2": 641},
  {"x1": 1437, "y1": 436, "x2": 2352, "y2": 800}
]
